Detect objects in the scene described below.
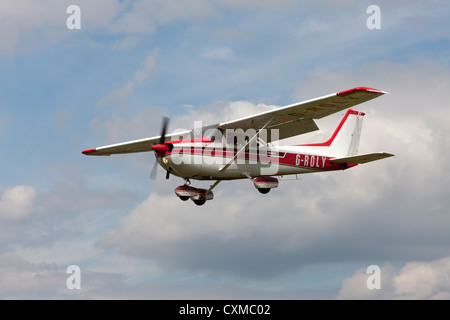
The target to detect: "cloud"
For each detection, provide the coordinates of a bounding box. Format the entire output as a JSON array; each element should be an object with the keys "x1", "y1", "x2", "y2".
[
  {"x1": 200, "y1": 47, "x2": 235, "y2": 61},
  {"x1": 0, "y1": 251, "x2": 130, "y2": 299},
  {"x1": 216, "y1": 0, "x2": 298, "y2": 10},
  {"x1": 296, "y1": 19, "x2": 330, "y2": 37},
  {"x1": 0, "y1": 169, "x2": 138, "y2": 250},
  {"x1": 0, "y1": 186, "x2": 37, "y2": 222},
  {"x1": 2, "y1": 0, "x2": 449, "y2": 57},
  {"x1": 110, "y1": 36, "x2": 140, "y2": 51},
  {"x1": 0, "y1": 251, "x2": 64, "y2": 298},
  {"x1": 0, "y1": 0, "x2": 125, "y2": 54},
  {"x1": 134, "y1": 48, "x2": 160, "y2": 82},
  {"x1": 0, "y1": 0, "x2": 217, "y2": 54},
  {"x1": 96, "y1": 82, "x2": 135, "y2": 109},
  {"x1": 394, "y1": 258, "x2": 450, "y2": 299},
  {"x1": 97, "y1": 188, "x2": 328, "y2": 278},
  {"x1": 337, "y1": 257, "x2": 450, "y2": 299}
]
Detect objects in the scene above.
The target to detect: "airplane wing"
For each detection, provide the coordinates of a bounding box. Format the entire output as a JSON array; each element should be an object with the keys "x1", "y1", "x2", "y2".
[
  {"x1": 82, "y1": 130, "x2": 191, "y2": 156},
  {"x1": 82, "y1": 87, "x2": 386, "y2": 156},
  {"x1": 219, "y1": 87, "x2": 387, "y2": 140}
]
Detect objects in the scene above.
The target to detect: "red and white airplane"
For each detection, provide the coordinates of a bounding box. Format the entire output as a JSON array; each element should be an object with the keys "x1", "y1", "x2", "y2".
[{"x1": 82, "y1": 87, "x2": 394, "y2": 205}]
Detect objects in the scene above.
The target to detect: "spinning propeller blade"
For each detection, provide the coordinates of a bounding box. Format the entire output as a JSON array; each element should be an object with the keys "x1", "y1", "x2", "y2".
[{"x1": 149, "y1": 116, "x2": 170, "y2": 180}]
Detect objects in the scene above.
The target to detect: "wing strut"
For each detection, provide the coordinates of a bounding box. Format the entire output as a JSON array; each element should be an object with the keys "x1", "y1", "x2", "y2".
[
  {"x1": 219, "y1": 116, "x2": 275, "y2": 172},
  {"x1": 205, "y1": 180, "x2": 222, "y2": 196}
]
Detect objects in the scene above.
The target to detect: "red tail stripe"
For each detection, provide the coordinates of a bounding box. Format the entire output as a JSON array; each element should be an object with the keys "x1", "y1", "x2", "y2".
[{"x1": 295, "y1": 109, "x2": 364, "y2": 147}]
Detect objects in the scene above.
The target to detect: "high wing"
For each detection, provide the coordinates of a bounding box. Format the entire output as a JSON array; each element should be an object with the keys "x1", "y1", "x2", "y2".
[
  {"x1": 82, "y1": 87, "x2": 386, "y2": 156},
  {"x1": 219, "y1": 87, "x2": 387, "y2": 140},
  {"x1": 82, "y1": 130, "x2": 191, "y2": 156}
]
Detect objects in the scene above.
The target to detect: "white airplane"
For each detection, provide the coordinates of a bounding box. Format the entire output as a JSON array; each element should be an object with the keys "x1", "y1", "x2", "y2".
[{"x1": 82, "y1": 87, "x2": 394, "y2": 205}]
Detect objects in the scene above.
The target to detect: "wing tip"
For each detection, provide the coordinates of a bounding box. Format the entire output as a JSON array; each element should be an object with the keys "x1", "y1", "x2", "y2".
[
  {"x1": 337, "y1": 87, "x2": 387, "y2": 96},
  {"x1": 82, "y1": 148, "x2": 96, "y2": 155}
]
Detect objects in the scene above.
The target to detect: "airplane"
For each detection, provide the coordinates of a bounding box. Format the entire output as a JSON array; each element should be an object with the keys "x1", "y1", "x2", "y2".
[{"x1": 82, "y1": 87, "x2": 394, "y2": 206}]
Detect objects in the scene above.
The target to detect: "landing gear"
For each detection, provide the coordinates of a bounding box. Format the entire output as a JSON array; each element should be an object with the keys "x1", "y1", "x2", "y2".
[
  {"x1": 253, "y1": 177, "x2": 278, "y2": 195},
  {"x1": 174, "y1": 184, "x2": 216, "y2": 205},
  {"x1": 193, "y1": 199, "x2": 206, "y2": 206}
]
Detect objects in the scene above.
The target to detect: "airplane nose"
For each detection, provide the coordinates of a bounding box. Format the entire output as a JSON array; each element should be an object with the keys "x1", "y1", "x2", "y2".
[{"x1": 151, "y1": 143, "x2": 171, "y2": 155}]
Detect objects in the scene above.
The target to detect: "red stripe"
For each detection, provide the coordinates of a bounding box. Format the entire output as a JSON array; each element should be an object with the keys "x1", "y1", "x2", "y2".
[
  {"x1": 295, "y1": 108, "x2": 364, "y2": 147},
  {"x1": 296, "y1": 109, "x2": 352, "y2": 147},
  {"x1": 166, "y1": 147, "x2": 350, "y2": 171},
  {"x1": 82, "y1": 148, "x2": 96, "y2": 155},
  {"x1": 169, "y1": 138, "x2": 214, "y2": 144},
  {"x1": 337, "y1": 87, "x2": 382, "y2": 96}
]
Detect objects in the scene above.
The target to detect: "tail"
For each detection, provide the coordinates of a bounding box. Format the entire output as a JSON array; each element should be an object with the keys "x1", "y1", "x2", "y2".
[{"x1": 300, "y1": 109, "x2": 365, "y2": 158}]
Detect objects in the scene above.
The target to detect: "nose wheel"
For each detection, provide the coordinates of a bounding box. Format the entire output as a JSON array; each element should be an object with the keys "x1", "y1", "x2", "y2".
[{"x1": 174, "y1": 180, "x2": 221, "y2": 206}]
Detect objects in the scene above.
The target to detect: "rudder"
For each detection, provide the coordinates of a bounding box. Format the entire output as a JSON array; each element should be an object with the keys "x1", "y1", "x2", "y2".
[{"x1": 298, "y1": 109, "x2": 365, "y2": 158}]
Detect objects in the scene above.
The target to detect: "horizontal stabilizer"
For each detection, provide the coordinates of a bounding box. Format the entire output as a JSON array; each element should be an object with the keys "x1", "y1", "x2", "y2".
[{"x1": 330, "y1": 152, "x2": 394, "y2": 164}]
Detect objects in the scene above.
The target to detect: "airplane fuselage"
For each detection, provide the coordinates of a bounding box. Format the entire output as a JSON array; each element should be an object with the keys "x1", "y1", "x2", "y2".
[{"x1": 156, "y1": 140, "x2": 353, "y2": 180}]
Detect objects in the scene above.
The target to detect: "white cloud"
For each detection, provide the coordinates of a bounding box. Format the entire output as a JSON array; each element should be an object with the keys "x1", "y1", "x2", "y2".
[
  {"x1": 0, "y1": 252, "x2": 63, "y2": 298},
  {"x1": 134, "y1": 48, "x2": 160, "y2": 82},
  {"x1": 0, "y1": 0, "x2": 125, "y2": 54},
  {"x1": 296, "y1": 19, "x2": 330, "y2": 37},
  {"x1": 338, "y1": 257, "x2": 450, "y2": 299},
  {"x1": 200, "y1": 47, "x2": 235, "y2": 61},
  {"x1": 216, "y1": 0, "x2": 298, "y2": 10},
  {"x1": 337, "y1": 264, "x2": 398, "y2": 299},
  {"x1": 96, "y1": 82, "x2": 134, "y2": 109},
  {"x1": 0, "y1": 0, "x2": 217, "y2": 54},
  {"x1": 96, "y1": 184, "x2": 328, "y2": 277},
  {"x1": 110, "y1": 36, "x2": 140, "y2": 51},
  {"x1": 0, "y1": 251, "x2": 130, "y2": 299},
  {"x1": 114, "y1": 0, "x2": 218, "y2": 33},
  {"x1": 2, "y1": 0, "x2": 449, "y2": 56},
  {"x1": 0, "y1": 186, "x2": 37, "y2": 222}
]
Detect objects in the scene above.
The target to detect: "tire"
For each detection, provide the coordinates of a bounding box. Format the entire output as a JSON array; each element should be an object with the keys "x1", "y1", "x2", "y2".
[
  {"x1": 258, "y1": 188, "x2": 270, "y2": 194},
  {"x1": 193, "y1": 199, "x2": 206, "y2": 206},
  {"x1": 179, "y1": 196, "x2": 189, "y2": 201}
]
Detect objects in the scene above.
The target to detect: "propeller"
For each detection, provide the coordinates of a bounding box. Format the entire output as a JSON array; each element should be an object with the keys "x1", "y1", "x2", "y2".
[{"x1": 149, "y1": 116, "x2": 170, "y2": 180}]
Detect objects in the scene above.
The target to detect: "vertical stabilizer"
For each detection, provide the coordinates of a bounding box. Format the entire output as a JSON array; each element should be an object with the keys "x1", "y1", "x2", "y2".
[{"x1": 298, "y1": 109, "x2": 365, "y2": 158}]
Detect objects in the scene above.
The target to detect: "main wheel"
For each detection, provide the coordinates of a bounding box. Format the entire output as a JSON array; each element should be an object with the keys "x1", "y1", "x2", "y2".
[
  {"x1": 179, "y1": 196, "x2": 189, "y2": 201},
  {"x1": 193, "y1": 199, "x2": 206, "y2": 206},
  {"x1": 258, "y1": 188, "x2": 270, "y2": 194}
]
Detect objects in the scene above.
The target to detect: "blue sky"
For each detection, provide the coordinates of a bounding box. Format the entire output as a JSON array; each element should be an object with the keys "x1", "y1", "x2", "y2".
[{"x1": 1, "y1": 0, "x2": 450, "y2": 299}]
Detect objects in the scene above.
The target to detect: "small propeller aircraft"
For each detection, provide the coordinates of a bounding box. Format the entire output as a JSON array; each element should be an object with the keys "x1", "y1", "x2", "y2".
[{"x1": 82, "y1": 87, "x2": 394, "y2": 205}]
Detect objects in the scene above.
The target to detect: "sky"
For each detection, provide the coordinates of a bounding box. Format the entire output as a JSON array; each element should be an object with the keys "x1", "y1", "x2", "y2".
[{"x1": 1, "y1": 0, "x2": 450, "y2": 299}]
